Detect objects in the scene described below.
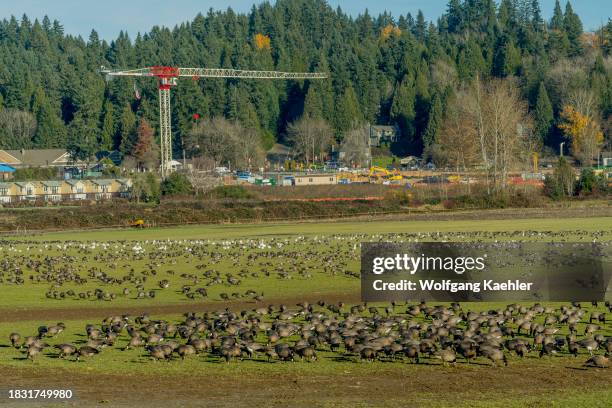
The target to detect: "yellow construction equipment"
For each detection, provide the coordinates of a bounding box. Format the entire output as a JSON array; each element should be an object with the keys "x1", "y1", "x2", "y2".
[
  {"x1": 369, "y1": 166, "x2": 389, "y2": 177},
  {"x1": 131, "y1": 219, "x2": 146, "y2": 228},
  {"x1": 369, "y1": 166, "x2": 403, "y2": 181}
]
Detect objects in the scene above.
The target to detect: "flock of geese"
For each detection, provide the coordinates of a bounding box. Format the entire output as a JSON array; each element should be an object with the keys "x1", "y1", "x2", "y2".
[
  {"x1": 0, "y1": 229, "x2": 608, "y2": 305},
  {"x1": 8, "y1": 300, "x2": 611, "y2": 368},
  {"x1": 1, "y1": 229, "x2": 610, "y2": 370}
]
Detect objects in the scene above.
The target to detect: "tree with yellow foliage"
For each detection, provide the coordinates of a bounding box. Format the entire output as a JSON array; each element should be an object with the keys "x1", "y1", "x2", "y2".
[
  {"x1": 253, "y1": 33, "x2": 271, "y2": 50},
  {"x1": 559, "y1": 105, "x2": 604, "y2": 167},
  {"x1": 380, "y1": 25, "x2": 401, "y2": 41}
]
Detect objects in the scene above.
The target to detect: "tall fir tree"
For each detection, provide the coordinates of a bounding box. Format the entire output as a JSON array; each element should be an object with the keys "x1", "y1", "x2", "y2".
[
  {"x1": 446, "y1": 0, "x2": 463, "y2": 33},
  {"x1": 415, "y1": 10, "x2": 426, "y2": 41},
  {"x1": 30, "y1": 87, "x2": 66, "y2": 148},
  {"x1": 493, "y1": 35, "x2": 522, "y2": 77},
  {"x1": 303, "y1": 85, "x2": 323, "y2": 119},
  {"x1": 334, "y1": 86, "x2": 363, "y2": 135},
  {"x1": 99, "y1": 101, "x2": 115, "y2": 151},
  {"x1": 531, "y1": 0, "x2": 543, "y2": 31},
  {"x1": 390, "y1": 76, "x2": 416, "y2": 151},
  {"x1": 119, "y1": 105, "x2": 137, "y2": 155},
  {"x1": 67, "y1": 113, "x2": 98, "y2": 162},
  {"x1": 534, "y1": 82, "x2": 554, "y2": 145},
  {"x1": 563, "y1": 2, "x2": 583, "y2": 57},
  {"x1": 423, "y1": 92, "x2": 443, "y2": 150},
  {"x1": 550, "y1": 0, "x2": 564, "y2": 30}
]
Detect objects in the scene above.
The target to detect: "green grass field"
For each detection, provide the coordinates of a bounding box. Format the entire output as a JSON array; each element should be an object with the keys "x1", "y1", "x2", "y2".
[
  {"x1": 16, "y1": 215, "x2": 609, "y2": 241},
  {"x1": 0, "y1": 216, "x2": 610, "y2": 407},
  {"x1": 1, "y1": 217, "x2": 609, "y2": 311}
]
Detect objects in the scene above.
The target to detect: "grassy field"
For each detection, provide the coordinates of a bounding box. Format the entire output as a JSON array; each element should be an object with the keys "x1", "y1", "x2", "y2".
[
  {"x1": 1, "y1": 216, "x2": 609, "y2": 312},
  {"x1": 12, "y1": 215, "x2": 611, "y2": 241},
  {"x1": 0, "y1": 215, "x2": 610, "y2": 407}
]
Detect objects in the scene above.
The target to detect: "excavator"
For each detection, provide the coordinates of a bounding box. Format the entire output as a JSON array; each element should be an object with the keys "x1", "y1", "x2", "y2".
[{"x1": 368, "y1": 166, "x2": 404, "y2": 182}]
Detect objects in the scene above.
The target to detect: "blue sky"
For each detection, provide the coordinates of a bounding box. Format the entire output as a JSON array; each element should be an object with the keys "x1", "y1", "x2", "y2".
[{"x1": 1, "y1": 0, "x2": 609, "y2": 41}]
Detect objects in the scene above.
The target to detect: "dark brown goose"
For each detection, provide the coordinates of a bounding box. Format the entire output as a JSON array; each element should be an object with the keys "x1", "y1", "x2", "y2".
[
  {"x1": 77, "y1": 346, "x2": 99, "y2": 361},
  {"x1": 55, "y1": 344, "x2": 77, "y2": 358}
]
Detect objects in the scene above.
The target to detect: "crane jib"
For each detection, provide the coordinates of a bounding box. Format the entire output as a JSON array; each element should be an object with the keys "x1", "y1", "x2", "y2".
[
  {"x1": 100, "y1": 65, "x2": 327, "y2": 179},
  {"x1": 103, "y1": 66, "x2": 326, "y2": 79}
]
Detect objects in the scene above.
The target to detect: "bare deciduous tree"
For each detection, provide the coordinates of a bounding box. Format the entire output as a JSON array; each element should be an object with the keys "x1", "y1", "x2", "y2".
[
  {"x1": 567, "y1": 89, "x2": 598, "y2": 121},
  {"x1": 0, "y1": 109, "x2": 37, "y2": 149},
  {"x1": 190, "y1": 156, "x2": 217, "y2": 172},
  {"x1": 432, "y1": 90, "x2": 479, "y2": 170},
  {"x1": 546, "y1": 58, "x2": 589, "y2": 106},
  {"x1": 188, "y1": 172, "x2": 223, "y2": 194},
  {"x1": 186, "y1": 117, "x2": 265, "y2": 170},
  {"x1": 286, "y1": 117, "x2": 333, "y2": 165},
  {"x1": 430, "y1": 59, "x2": 459, "y2": 91},
  {"x1": 433, "y1": 77, "x2": 534, "y2": 193},
  {"x1": 187, "y1": 117, "x2": 235, "y2": 166},
  {"x1": 235, "y1": 127, "x2": 265, "y2": 170},
  {"x1": 483, "y1": 78, "x2": 533, "y2": 190},
  {"x1": 340, "y1": 125, "x2": 370, "y2": 167}
]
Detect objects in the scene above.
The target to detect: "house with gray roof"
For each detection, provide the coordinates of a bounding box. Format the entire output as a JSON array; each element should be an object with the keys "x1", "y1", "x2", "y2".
[{"x1": 0, "y1": 149, "x2": 84, "y2": 168}]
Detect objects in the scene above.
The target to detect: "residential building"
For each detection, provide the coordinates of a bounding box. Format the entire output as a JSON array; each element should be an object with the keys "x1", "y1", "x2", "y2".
[
  {"x1": 0, "y1": 179, "x2": 132, "y2": 203},
  {"x1": 0, "y1": 149, "x2": 83, "y2": 169},
  {"x1": 0, "y1": 182, "x2": 14, "y2": 203},
  {"x1": 41, "y1": 180, "x2": 62, "y2": 202},
  {"x1": 14, "y1": 181, "x2": 37, "y2": 201},
  {"x1": 0, "y1": 163, "x2": 16, "y2": 180},
  {"x1": 64, "y1": 180, "x2": 87, "y2": 200},
  {"x1": 91, "y1": 179, "x2": 113, "y2": 200},
  {"x1": 116, "y1": 179, "x2": 133, "y2": 198},
  {"x1": 369, "y1": 125, "x2": 400, "y2": 147},
  {"x1": 267, "y1": 143, "x2": 293, "y2": 167},
  {"x1": 400, "y1": 156, "x2": 422, "y2": 169}
]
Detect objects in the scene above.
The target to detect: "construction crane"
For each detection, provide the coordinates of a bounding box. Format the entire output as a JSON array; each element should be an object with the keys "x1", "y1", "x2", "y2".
[{"x1": 101, "y1": 66, "x2": 327, "y2": 178}]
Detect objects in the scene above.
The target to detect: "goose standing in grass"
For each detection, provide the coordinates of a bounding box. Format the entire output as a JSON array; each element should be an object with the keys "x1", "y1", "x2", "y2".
[
  {"x1": 77, "y1": 346, "x2": 99, "y2": 361},
  {"x1": 9, "y1": 333, "x2": 21, "y2": 348},
  {"x1": 55, "y1": 344, "x2": 77, "y2": 359},
  {"x1": 583, "y1": 354, "x2": 609, "y2": 368},
  {"x1": 435, "y1": 349, "x2": 457, "y2": 366}
]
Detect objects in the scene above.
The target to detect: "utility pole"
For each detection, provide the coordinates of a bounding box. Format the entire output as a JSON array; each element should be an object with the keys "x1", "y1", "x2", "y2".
[{"x1": 560, "y1": 142, "x2": 565, "y2": 158}]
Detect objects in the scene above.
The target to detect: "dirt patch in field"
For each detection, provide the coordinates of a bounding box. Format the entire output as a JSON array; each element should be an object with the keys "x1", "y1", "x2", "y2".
[
  {"x1": 0, "y1": 293, "x2": 361, "y2": 323},
  {"x1": 0, "y1": 359, "x2": 610, "y2": 407}
]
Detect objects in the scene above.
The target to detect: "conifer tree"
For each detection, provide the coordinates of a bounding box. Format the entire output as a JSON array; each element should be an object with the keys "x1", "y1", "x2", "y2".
[
  {"x1": 534, "y1": 82, "x2": 554, "y2": 144},
  {"x1": 550, "y1": 0, "x2": 564, "y2": 30},
  {"x1": 563, "y1": 2, "x2": 583, "y2": 57}
]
